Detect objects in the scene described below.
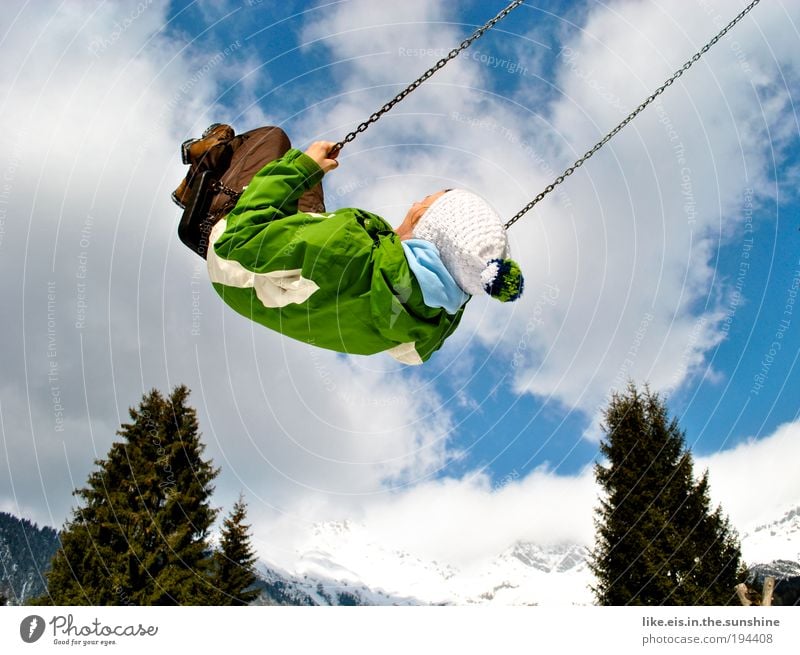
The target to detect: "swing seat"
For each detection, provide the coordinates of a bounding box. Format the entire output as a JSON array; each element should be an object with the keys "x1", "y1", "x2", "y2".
[{"x1": 177, "y1": 170, "x2": 216, "y2": 259}]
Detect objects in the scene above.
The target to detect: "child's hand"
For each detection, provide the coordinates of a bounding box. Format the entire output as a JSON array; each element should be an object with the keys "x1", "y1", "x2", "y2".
[{"x1": 304, "y1": 141, "x2": 339, "y2": 173}]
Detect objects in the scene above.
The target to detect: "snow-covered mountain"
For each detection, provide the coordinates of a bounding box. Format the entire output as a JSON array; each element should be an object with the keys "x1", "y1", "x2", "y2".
[
  {"x1": 0, "y1": 512, "x2": 59, "y2": 604},
  {"x1": 260, "y1": 519, "x2": 592, "y2": 606},
  {"x1": 740, "y1": 505, "x2": 800, "y2": 567},
  {"x1": 259, "y1": 504, "x2": 800, "y2": 606},
  {"x1": 739, "y1": 505, "x2": 800, "y2": 605}
]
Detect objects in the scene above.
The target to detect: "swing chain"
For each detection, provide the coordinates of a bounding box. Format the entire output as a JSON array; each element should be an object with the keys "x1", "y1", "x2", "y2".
[
  {"x1": 211, "y1": 180, "x2": 242, "y2": 199},
  {"x1": 333, "y1": 0, "x2": 525, "y2": 152},
  {"x1": 504, "y1": 0, "x2": 762, "y2": 230},
  {"x1": 206, "y1": 179, "x2": 245, "y2": 224}
]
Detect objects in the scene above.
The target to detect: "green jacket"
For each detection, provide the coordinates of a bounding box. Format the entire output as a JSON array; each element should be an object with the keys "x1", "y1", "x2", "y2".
[{"x1": 207, "y1": 148, "x2": 463, "y2": 364}]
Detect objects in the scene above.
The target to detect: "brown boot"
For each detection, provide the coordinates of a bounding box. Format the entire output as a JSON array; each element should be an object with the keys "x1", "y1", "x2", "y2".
[
  {"x1": 181, "y1": 123, "x2": 235, "y2": 166},
  {"x1": 172, "y1": 173, "x2": 191, "y2": 208}
]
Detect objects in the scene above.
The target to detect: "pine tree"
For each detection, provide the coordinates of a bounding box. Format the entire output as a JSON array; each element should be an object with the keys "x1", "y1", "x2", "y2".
[
  {"x1": 211, "y1": 495, "x2": 259, "y2": 605},
  {"x1": 0, "y1": 512, "x2": 60, "y2": 604},
  {"x1": 37, "y1": 386, "x2": 219, "y2": 605},
  {"x1": 589, "y1": 383, "x2": 742, "y2": 605}
]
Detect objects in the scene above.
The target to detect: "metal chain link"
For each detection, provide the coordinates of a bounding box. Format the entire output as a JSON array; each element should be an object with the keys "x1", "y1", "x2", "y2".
[
  {"x1": 211, "y1": 180, "x2": 242, "y2": 199},
  {"x1": 201, "y1": 179, "x2": 246, "y2": 227},
  {"x1": 332, "y1": 0, "x2": 524, "y2": 152},
  {"x1": 504, "y1": 0, "x2": 762, "y2": 230}
]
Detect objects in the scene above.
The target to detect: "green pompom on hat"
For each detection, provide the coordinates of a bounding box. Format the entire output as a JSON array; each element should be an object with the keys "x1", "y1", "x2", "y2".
[{"x1": 481, "y1": 258, "x2": 525, "y2": 302}]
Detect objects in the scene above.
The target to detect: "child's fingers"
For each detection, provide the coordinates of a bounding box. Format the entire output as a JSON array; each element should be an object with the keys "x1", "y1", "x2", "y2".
[
  {"x1": 320, "y1": 142, "x2": 339, "y2": 162},
  {"x1": 313, "y1": 141, "x2": 335, "y2": 153},
  {"x1": 305, "y1": 141, "x2": 340, "y2": 172}
]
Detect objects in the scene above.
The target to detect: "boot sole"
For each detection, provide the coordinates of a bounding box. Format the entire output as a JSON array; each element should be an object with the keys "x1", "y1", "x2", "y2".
[
  {"x1": 171, "y1": 191, "x2": 186, "y2": 208},
  {"x1": 180, "y1": 124, "x2": 230, "y2": 165},
  {"x1": 202, "y1": 122, "x2": 224, "y2": 138},
  {"x1": 180, "y1": 137, "x2": 199, "y2": 165}
]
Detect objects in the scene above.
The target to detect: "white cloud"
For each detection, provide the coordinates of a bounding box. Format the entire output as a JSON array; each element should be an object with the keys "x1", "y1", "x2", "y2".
[
  {"x1": 697, "y1": 420, "x2": 800, "y2": 530},
  {"x1": 258, "y1": 464, "x2": 598, "y2": 574}
]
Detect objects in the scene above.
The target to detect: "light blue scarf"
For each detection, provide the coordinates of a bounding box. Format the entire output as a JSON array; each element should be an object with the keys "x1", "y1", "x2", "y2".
[{"x1": 402, "y1": 239, "x2": 469, "y2": 314}]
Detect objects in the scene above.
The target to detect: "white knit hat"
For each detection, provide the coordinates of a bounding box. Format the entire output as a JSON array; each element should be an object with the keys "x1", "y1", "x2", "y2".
[{"x1": 412, "y1": 189, "x2": 524, "y2": 301}]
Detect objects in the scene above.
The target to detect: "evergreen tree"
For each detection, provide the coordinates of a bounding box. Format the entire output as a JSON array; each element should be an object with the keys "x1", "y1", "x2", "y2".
[
  {"x1": 37, "y1": 386, "x2": 219, "y2": 605},
  {"x1": 0, "y1": 587, "x2": 7, "y2": 605},
  {"x1": 0, "y1": 512, "x2": 60, "y2": 604},
  {"x1": 211, "y1": 495, "x2": 259, "y2": 605},
  {"x1": 589, "y1": 383, "x2": 742, "y2": 605}
]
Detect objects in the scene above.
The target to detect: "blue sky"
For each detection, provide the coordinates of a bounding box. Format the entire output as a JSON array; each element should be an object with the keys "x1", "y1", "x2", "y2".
[{"x1": 1, "y1": 0, "x2": 798, "y2": 577}]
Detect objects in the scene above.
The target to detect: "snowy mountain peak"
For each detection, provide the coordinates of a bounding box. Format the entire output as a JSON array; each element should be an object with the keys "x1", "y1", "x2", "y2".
[
  {"x1": 741, "y1": 504, "x2": 800, "y2": 566},
  {"x1": 311, "y1": 519, "x2": 353, "y2": 539},
  {"x1": 504, "y1": 541, "x2": 590, "y2": 574},
  {"x1": 272, "y1": 519, "x2": 595, "y2": 605},
  {"x1": 752, "y1": 506, "x2": 800, "y2": 538}
]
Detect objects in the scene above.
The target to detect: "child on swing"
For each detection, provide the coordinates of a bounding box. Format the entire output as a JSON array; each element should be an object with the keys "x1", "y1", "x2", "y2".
[{"x1": 173, "y1": 124, "x2": 524, "y2": 364}]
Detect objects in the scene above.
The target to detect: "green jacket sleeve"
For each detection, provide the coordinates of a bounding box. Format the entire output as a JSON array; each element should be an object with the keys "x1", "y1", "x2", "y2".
[
  {"x1": 225, "y1": 148, "x2": 324, "y2": 228},
  {"x1": 214, "y1": 148, "x2": 325, "y2": 266}
]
